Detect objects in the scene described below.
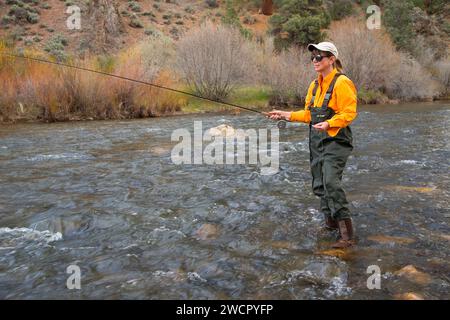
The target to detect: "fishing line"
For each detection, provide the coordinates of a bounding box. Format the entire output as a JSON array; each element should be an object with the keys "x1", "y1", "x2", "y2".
[{"x1": 1, "y1": 52, "x2": 269, "y2": 116}]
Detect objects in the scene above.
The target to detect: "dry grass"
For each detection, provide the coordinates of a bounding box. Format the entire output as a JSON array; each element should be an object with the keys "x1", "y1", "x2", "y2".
[{"x1": 0, "y1": 38, "x2": 184, "y2": 122}]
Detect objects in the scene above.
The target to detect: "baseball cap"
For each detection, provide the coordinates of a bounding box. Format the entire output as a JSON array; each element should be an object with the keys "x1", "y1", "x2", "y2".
[{"x1": 307, "y1": 42, "x2": 339, "y2": 58}]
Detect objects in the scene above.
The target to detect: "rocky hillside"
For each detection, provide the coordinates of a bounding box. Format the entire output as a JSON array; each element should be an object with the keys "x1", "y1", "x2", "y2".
[
  {"x1": 1, "y1": 0, "x2": 449, "y2": 59},
  {"x1": 0, "y1": 0, "x2": 271, "y2": 56}
]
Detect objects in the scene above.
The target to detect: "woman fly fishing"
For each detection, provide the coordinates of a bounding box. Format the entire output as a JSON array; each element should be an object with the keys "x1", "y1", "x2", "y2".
[{"x1": 268, "y1": 42, "x2": 358, "y2": 248}]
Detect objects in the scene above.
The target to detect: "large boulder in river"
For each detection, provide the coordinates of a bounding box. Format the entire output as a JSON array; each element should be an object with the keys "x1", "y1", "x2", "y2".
[{"x1": 207, "y1": 124, "x2": 236, "y2": 137}]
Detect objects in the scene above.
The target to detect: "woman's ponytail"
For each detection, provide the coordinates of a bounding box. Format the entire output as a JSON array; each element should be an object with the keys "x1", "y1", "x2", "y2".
[{"x1": 334, "y1": 58, "x2": 343, "y2": 73}]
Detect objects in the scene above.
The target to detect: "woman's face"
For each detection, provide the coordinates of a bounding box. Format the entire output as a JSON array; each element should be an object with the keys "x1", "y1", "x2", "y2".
[{"x1": 311, "y1": 50, "x2": 334, "y2": 73}]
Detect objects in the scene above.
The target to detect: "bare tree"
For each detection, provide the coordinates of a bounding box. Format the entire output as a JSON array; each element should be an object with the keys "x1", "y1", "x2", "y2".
[
  {"x1": 176, "y1": 22, "x2": 253, "y2": 101},
  {"x1": 261, "y1": 43, "x2": 315, "y2": 105},
  {"x1": 329, "y1": 18, "x2": 439, "y2": 100}
]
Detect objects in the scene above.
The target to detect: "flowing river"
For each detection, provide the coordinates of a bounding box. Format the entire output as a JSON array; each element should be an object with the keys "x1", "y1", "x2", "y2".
[{"x1": 0, "y1": 102, "x2": 449, "y2": 299}]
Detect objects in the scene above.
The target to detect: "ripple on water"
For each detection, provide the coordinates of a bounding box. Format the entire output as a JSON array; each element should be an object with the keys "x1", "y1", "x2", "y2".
[
  {"x1": 0, "y1": 105, "x2": 449, "y2": 299},
  {"x1": 24, "y1": 153, "x2": 94, "y2": 162},
  {"x1": 0, "y1": 227, "x2": 62, "y2": 247}
]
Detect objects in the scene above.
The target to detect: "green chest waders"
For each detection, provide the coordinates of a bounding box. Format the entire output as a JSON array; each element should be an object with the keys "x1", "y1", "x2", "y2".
[{"x1": 308, "y1": 73, "x2": 354, "y2": 221}]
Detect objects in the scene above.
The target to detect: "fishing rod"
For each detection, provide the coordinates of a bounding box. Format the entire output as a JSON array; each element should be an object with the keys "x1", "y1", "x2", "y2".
[{"x1": 0, "y1": 52, "x2": 270, "y2": 116}]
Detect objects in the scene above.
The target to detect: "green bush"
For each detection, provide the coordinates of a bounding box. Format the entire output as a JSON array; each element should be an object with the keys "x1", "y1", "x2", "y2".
[
  {"x1": 442, "y1": 22, "x2": 450, "y2": 36},
  {"x1": 409, "y1": 0, "x2": 425, "y2": 8},
  {"x1": 142, "y1": 11, "x2": 155, "y2": 17},
  {"x1": 283, "y1": 15, "x2": 326, "y2": 47},
  {"x1": 1, "y1": 15, "x2": 15, "y2": 25},
  {"x1": 27, "y1": 12, "x2": 39, "y2": 24},
  {"x1": 184, "y1": 6, "x2": 195, "y2": 14},
  {"x1": 425, "y1": 0, "x2": 447, "y2": 14},
  {"x1": 9, "y1": 5, "x2": 23, "y2": 15},
  {"x1": 129, "y1": 15, "x2": 143, "y2": 28},
  {"x1": 328, "y1": 0, "x2": 354, "y2": 20},
  {"x1": 269, "y1": 0, "x2": 330, "y2": 50},
  {"x1": 169, "y1": 27, "x2": 179, "y2": 38},
  {"x1": 221, "y1": 0, "x2": 253, "y2": 39},
  {"x1": 144, "y1": 26, "x2": 162, "y2": 37},
  {"x1": 96, "y1": 55, "x2": 115, "y2": 73},
  {"x1": 128, "y1": 1, "x2": 141, "y2": 13},
  {"x1": 23, "y1": 4, "x2": 40, "y2": 14},
  {"x1": 44, "y1": 34, "x2": 68, "y2": 61},
  {"x1": 358, "y1": 88, "x2": 388, "y2": 104},
  {"x1": 221, "y1": 0, "x2": 240, "y2": 27},
  {"x1": 383, "y1": 0, "x2": 415, "y2": 51}
]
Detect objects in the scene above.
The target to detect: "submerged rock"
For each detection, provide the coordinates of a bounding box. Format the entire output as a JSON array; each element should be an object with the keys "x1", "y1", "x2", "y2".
[
  {"x1": 283, "y1": 257, "x2": 351, "y2": 298},
  {"x1": 387, "y1": 185, "x2": 436, "y2": 193},
  {"x1": 394, "y1": 265, "x2": 432, "y2": 285},
  {"x1": 195, "y1": 223, "x2": 220, "y2": 240},
  {"x1": 394, "y1": 292, "x2": 424, "y2": 300},
  {"x1": 207, "y1": 124, "x2": 238, "y2": 137},
  {"x1": 367, "y1": 235, "x2": 415, "y2": 245},
  {"x1": 150, "y1": 146, "x2": 170, "y2": 156},
  {"x1": 207, "y1": 124, "x2": 235, "y2": 136},
  {"x1": 315, "y1": 249, "x2": 348, "y2": 259}
]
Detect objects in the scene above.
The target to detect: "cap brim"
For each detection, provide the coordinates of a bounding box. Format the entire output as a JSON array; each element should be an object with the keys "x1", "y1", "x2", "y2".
[{"x1": 307, "y1": 44, "x2": 319, "y2": 52}]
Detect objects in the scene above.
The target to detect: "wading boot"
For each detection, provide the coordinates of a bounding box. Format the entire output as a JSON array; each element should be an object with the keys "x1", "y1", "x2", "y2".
[
  {"x1": 331, "y1": 218, "x2": 355, "y2": 248},
  {"x1": 324, "y1": 215, "x2": 339, "y2": 231}
]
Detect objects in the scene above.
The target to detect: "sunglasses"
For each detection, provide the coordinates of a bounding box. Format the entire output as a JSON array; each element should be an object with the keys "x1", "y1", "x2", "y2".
[{"x1": 311, "y1": 54, "x2": 331, "y2": 62}]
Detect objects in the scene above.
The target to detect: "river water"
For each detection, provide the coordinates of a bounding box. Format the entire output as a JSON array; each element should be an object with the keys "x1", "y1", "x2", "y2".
[{"x1": 0, "y1": 102, "x2": 449, "y2": 299}]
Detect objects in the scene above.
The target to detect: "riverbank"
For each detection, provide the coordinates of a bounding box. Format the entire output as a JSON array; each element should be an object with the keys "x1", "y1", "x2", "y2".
[{"x1": 2, "y1": 95, "x2": 449, "y2": 124}]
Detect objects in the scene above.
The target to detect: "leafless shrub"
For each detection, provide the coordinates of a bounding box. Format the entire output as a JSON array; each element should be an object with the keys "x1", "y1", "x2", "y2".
[
  {"x1": 329, "y1": 17, "x2": 440, "y2": 100},
  {"x1": 138, "y1": 34, "x2": 177, "y2": 83},
  {"x1": 432, "y1": 59, "x2": 450, "y2": 96},
  {"x1": 261, "y1": 43, "x2": 315, "y2": 105},
  {"x1": 176, "y1": 21, "x2": 254, "y2": 101},
  {"x1": 386, "y1": 56, "x2": 440, "y2": 101},
  {"x1": 328, "y1": 18, "x2": 397, "y2": 92}
]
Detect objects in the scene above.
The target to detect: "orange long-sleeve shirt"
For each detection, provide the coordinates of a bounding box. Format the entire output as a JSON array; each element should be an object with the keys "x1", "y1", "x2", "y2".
[{"x1": 290, "y1": 68, "x2": 358, "y2": 137}]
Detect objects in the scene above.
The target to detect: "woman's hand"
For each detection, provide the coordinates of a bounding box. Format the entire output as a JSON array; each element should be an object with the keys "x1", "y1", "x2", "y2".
[
  {"x1": 266, "y1": 110, "x2": 291, "y2": 121},
  {"x1": 312, "y1": 121, "x2": 330, "y2": 132}
]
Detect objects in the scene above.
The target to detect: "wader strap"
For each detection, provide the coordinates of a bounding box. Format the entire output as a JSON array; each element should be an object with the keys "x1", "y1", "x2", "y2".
[
  {"x1": 309, "y1": 80, "x2": 319, "y2": 108},
  {"x1": 321, "y1": 73, "x2": 343, "y2": 108},
  {"x1": 307, "y1": 73, "x2": 344, "y2": 111}
]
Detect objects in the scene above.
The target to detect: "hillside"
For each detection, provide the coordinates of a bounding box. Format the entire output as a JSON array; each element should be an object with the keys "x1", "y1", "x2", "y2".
[
  {"x1": 0, "y1": 0, "x2": 271, "y2": 56},
  {"x1": 1, "y1": 1, "x2": 449, "y2": 58}
]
